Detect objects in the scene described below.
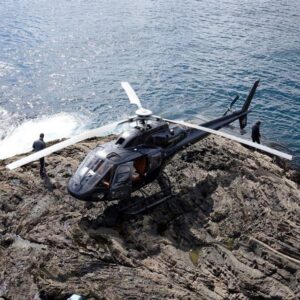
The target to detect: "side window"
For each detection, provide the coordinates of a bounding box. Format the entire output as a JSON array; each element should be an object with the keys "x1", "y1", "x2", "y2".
[
  {"x1": 101, "y1": 168, "x2": 114, "y2": 187},
  {"x1": 149, "y1": 153, "x2": 161, "y2": 170},
  {"x1": 115, "y1": 165, "x2": 131, "y2": 183},
  {"x1": 116, "y1": 137, "x2": 125, "y2": 145}
]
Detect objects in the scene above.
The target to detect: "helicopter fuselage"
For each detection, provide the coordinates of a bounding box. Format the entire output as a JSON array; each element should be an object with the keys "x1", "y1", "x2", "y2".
[
  {"x1": 68, "y1": 120, "x2": 180, "y2": 201},
  {"x1": 68, "y1": 108, "x2": 248, "y2": 202}
]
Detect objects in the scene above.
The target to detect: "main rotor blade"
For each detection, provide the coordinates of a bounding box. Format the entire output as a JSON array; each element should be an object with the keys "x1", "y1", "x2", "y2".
[
  {"x1": 164, "y1": 119, "x2": 293, "y2": 161},
  {"x1": 6, "y1": 121, "x2": 121, "y2": 170},
  {"x1": 121, "y1": 82, "x2": 142, "y2": 109}
]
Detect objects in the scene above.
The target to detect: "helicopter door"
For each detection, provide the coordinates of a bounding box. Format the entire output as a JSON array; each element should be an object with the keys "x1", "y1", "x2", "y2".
[{"x1": 110, "y1": 162, "x2": 133, "y2": 200}]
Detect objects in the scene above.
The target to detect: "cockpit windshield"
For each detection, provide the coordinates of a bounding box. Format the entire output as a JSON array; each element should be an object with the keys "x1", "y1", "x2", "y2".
[
  {"x1": 74, "y1": 149, "x2": 114, "y2": 190},
  {"x1": 79, "y1": 160, "x2": 111, "y2": 177}
]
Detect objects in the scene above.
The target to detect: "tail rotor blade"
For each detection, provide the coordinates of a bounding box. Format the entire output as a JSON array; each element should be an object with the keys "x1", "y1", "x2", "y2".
[
  {"x1": 164, "y1": 118, "x2": 292, "y2": 161},
  {"x1": 121, "y1": 82, "x2": 142, "y2": 109},
  {"x1": 223, "y1": 96, "x2": 239, "y2": 116},
  {"x1": 230, "y1": 95, "x2": 239, "y2": 109},
  {"x1": 6, "y1": 121, "x2": 121, "y2": 170}
]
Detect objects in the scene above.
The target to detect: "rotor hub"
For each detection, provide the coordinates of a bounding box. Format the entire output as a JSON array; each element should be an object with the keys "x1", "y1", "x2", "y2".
[{"x1": 135, "y1": 108, "x2": 152, "y2": 117}]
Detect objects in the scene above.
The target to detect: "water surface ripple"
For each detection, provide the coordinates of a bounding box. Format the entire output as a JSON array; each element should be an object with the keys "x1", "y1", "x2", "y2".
[{"x1": 0, "y1": 0, "x2": 299, "y2": 165}]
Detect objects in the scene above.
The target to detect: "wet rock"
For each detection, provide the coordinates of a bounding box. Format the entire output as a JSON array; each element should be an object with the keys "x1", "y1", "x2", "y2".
[{"x1": 0, "y1": 136, "x2": 299, "y2": 299}]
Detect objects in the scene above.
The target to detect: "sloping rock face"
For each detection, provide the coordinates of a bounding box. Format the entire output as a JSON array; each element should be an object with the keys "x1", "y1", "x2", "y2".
[{"x1": 0, "y1": 136, "x2": 299, "y2": 300}]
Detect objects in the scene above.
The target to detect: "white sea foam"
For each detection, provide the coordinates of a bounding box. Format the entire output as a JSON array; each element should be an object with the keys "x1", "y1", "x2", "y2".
[
  {"x1": 0, "y1": 107, "x2": 14, "y2": 140},
  {"x1": 0, "y1": 112, "x2": 88, "y2": 159},
  {"x1": 0, "y1": 107, "x2": 8, "y2": 118}
]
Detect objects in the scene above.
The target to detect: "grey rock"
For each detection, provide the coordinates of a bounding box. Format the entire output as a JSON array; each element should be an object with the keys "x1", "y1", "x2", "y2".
[{"x1": 0, "y1": 136, "x2": 299, "y2": 299}]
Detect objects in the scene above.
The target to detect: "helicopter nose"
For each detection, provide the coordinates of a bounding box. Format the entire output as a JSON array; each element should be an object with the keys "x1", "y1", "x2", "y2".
[
  {"x1": 67, "y1": 184, "x2": 89, "y2": 200},
  {"x1": 67, "y1": 177, "x2": 105, "y2": 201},
  {"x1": 67, "y1": 177, "x2": 89, "y2": 199},
  {"x1": 68, "y1": 179, "x2": 81, "y2": 192}
]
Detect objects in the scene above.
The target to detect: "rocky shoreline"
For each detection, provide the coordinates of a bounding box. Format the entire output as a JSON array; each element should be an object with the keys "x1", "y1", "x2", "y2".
[{"x1": 0, "y1": 135, "x2": 299, "y2": 299}]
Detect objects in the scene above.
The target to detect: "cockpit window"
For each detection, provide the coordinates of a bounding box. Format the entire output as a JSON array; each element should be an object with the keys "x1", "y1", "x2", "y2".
[
  {"x1": 118, "y1": 165, "x2": 130, "y2": 174},
  {"x1": 96, "y1": 160, "x2": 107, "y2": 172},
  {"x1": 79, "y1": 166, "x2": 95, "y2": 177},
  {"x1": 75, "y1": 150, "x2": 114, "y2": 189},
  {"x1": 115, "y1": 166, "x2": 131, "y2": 183},
  {"x1": 116, "y1": 137, "x2": 125, "y2": 145},
  {"x1": 107, "y1": 152, "x2": 120, "y2": 161},
  {"x1": 79, "y1": 152, "x2": 103, "y2": 171}
]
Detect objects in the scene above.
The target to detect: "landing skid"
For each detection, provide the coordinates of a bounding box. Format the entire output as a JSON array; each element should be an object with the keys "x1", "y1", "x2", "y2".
[
  {"x1": 120, "y1": 193, "x2": 173, "y2": 215},
  {"x1": 120, "y1": 171, "x2": 172, "y2": 215},
  {"x1": 84, "y1": 172, "x2": 173, "y2": 228}
]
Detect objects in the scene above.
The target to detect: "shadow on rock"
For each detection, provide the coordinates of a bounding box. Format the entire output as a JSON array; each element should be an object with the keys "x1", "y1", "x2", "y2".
[
  {"x1": 78, "y1": 173, "x2": 222, "y2": 255},
  {"x1": 42, "y1": 174, "x2": 55, "y2": 192}
]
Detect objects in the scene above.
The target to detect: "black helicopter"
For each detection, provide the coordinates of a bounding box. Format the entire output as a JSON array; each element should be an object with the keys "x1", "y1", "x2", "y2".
[{"x1": 7, "y1": 81, "x2": 292, "y2": 203}]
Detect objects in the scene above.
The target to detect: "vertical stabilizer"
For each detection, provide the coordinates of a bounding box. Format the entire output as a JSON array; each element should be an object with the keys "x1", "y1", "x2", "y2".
[
  {"x1": 239, "y1": 80, "x2": 260, "y2": 129},
  {"x1": 242, "y1": 80, "x2": 260, "y2": 112}
]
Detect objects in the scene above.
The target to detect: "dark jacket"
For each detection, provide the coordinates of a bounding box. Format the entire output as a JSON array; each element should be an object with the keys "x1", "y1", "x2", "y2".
[
  {"x1": 33, "y1": 138, "x2": 46, "y2": 152},
  {"x1": 251, "y1": 124, "x2": 261, "y2": 139}
]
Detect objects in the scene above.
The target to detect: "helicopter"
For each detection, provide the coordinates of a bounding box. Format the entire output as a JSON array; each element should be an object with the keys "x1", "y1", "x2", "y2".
[{"x1": 7, "y1": 80, "x2": 292, "y2": 204}]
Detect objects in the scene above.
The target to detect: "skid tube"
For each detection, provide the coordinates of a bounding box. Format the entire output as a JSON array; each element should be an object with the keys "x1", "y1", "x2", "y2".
[{"x1": 120, "y1": 172, "x2": 173, "y2": 215}]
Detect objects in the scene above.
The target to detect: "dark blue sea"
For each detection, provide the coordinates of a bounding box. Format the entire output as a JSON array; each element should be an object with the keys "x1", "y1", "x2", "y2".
[{"x1": 0, "y1": 0, "x2": 299, "y2": 166}]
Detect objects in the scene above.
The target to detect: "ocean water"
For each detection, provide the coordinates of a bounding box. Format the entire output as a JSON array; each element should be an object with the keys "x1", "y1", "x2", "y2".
[{"x1": 0, "y1": 0, "x2": 299, "y2": 165}]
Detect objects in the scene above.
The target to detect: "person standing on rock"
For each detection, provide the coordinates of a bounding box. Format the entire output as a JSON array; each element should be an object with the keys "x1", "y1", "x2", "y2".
[
  {"x1": 33, "y1": 133, "x2": 46, "y2": 177},
  {"x1": 251, "y1": 121, "x2": 261, "y2": 144}
]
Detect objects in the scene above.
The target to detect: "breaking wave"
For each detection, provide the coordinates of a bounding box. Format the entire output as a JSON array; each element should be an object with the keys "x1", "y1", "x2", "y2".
[{"x1": 0, "y1": 112, "x2": 88, "y2": 159}]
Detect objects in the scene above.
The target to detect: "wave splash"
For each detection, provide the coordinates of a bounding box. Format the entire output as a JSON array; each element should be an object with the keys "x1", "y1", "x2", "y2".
[{"x1": 0, "y1": 112, "x2": 88, "y2": 160}]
